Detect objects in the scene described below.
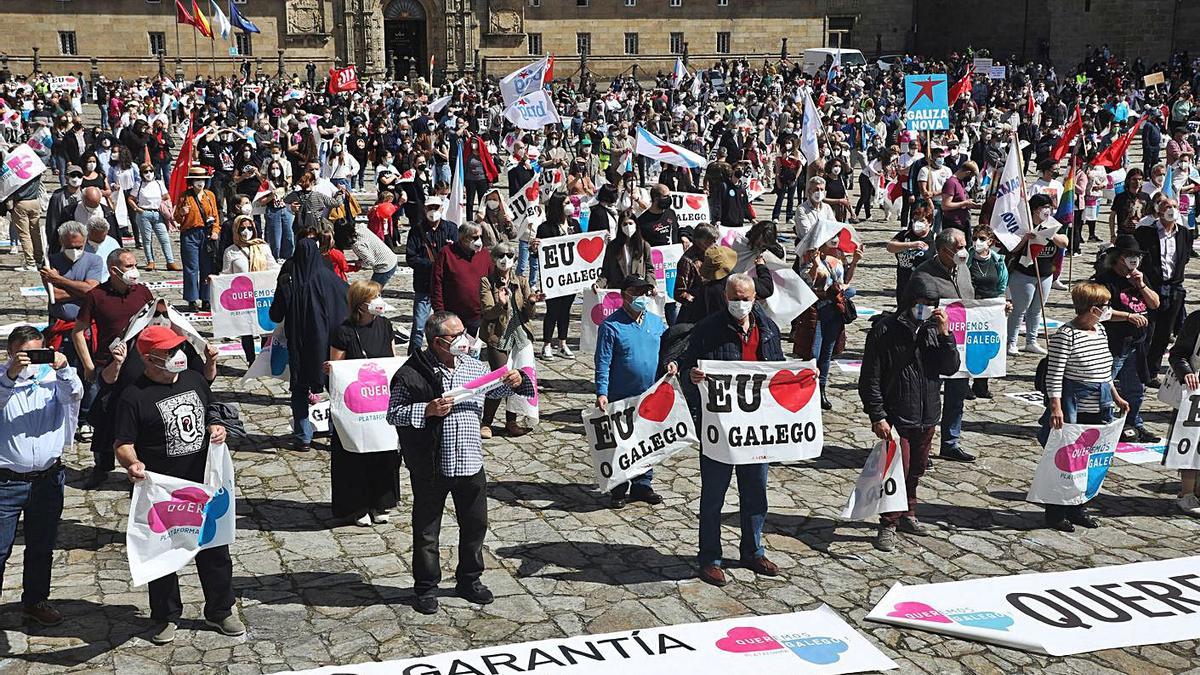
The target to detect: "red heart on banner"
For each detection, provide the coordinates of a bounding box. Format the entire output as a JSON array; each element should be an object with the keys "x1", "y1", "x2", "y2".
[
  {"x1": 836, "y1": 228, "x2": 858, "y2": 254},
  {"x1": 685, "y1": 194, "x2": 705, "y2": 210},
  {"x1": 882, "y1": 437, "x2": 898, "y2": 477},
  {"x1": 524, "y1": 181, "x2": 540, "y2": 202},
  {"x1": 637, "y1": 381, "x2": 675, "y2": 422},
  {"x1": 768, "y1": 369, "x2": 817, "y2": 413},
  {"x1": 576, "y1": 236, "x2": 605, "y2": 263}
]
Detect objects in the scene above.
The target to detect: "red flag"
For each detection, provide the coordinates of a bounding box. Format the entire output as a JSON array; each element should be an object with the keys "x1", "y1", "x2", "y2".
[
  {"x1": 948, "y1": 66, "x2": 973, "y2": 105},
  {"x1": 544, "y1": 55, "x2": 555, "y2": 84},
  {"x1": 328, "y1": 65, "x2": 359, "y2": 93},
  {"x1": 1051, "y1": 105, "x2": 1082, "y2": 162},
  {"x1": 190, "y1": 0, "x2": 213, "y2": 38},
  {"x1": 1026, "y1": 88, "x2": 1036, "y2": 117},
  {"x1": 1093, "y1": 114, "x2": 1147, "y2": 169},
  {"x1": 169, "y1": 118, "x2": 201, "y2": 205},
  {"x1": 174, "y1": 0, "x2": 195, "y2": 26}
]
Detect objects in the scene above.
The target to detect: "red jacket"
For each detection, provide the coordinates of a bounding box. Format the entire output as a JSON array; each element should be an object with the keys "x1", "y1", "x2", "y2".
[
  {"x1": 431, "y1": 243, "x2": 493, "y2": 324},
  {"x1": 463, "y1": 135, "x2": 499, "y2": 183}
]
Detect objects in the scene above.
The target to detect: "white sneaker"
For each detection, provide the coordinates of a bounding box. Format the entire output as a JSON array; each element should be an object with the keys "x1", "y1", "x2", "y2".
[
  {"x1": 1024, "y1": 342, "x2": 1048, "y2": 355},
  {"x1": 541, "y1": 344, "x2": 555, "y2": 359},
  {"x1": 370, "y1": 510, "x2": 390, "y2": 524},
  {"x1": 1007, "y1": 344, "x2": 1020, "y2": 357},
  {"x1": 1176, "y1": 494, "x2": 1200, "y2": 516},
  {"x1": 558, "y1": 343, "x2": 574, "y2": 358},
  {"x1": 354, "y1": 513, "x2": 372, "y2": 527},
  {"x1": 1052, "y1": 280, "x2": 1068, "y2": 291}
]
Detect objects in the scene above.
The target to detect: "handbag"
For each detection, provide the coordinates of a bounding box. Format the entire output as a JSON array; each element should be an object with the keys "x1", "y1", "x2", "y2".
[
  {"x1": 156, "y1": 181, "x2": 175, "y2": 225},
  {"x1": 837, "y1": 291, "x2": 858, "y2": 324}
]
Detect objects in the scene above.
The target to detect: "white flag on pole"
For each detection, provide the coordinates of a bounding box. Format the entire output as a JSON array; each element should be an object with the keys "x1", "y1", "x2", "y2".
[
  {"x1": 503, "y1": 89, "x2": 562, "y2": 130},
  {"x1": 800, "y1": 88, "x2": 822, "y2": 164},
  {"x1": 499, "y1": 55, "x2": 552, "y2": 107},
  {"x1": 989, "y1": 138, "x2": 1033, "y2": 251},
  {"x1": 444, "y1": 141, "x2": 466, "y2": 226}
]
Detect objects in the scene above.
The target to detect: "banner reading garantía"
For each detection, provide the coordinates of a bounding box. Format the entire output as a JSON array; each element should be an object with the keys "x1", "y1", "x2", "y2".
[
  {"x1": 537, "y1": 230, "x2": 607, "y2": 298},
  {"x1": 1026, "y1": 417, "x2": 1124, "y2": 506},
  {"x1": 209, "y1": 271, "x2": 278, "y2": 339},
  {"x1": 126, "y1": 443, "x2": 236, "y2": 586},
  {"x1": 327, "y1": 357, "x2": 406, "y2": 453},
  {"x1": 698, "y1": 358, "x2": 824, "y2": 464},
  {"x1": 579, "y1": 287, "x2": 666, "y2": 352},
  {"x1": 583, "y1": 375, "x2": 697, "y2": 492},
  {"x1": 940, "y1": 298, "x2": 1007, "y2": 378}
]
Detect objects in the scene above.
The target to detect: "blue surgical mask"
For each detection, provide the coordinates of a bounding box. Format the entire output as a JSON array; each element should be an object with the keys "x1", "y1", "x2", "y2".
[{"x1": 630, "y1": 295, "x2": 652, "y2": 313}]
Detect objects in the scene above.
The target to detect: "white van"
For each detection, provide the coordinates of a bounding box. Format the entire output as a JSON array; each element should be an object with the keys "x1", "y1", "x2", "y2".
[{"x1": 801, "y1": 48, "x2": 867, "y2": 76}]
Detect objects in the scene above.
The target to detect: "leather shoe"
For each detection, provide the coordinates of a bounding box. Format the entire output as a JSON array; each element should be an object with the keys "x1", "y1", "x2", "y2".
[
  {"x1": 1046, "y1": 518, "x2": 1075, "y2": 532},
  {"x1": 1133, "y1": 426, "x2": 1160, "y2": 443},
  {"x1": 23, "y1": 601, "x2": 63, "y2": 627},
  {"x1": 1147, "y1": 376, "x2": 1163, "y2": 388},
  {"x1": 457, "y1": 581, "x2": 494, "y2": 605},
  {"x1": 82, "y1": 467, "x2": 109, "y2": 490},
  {"x1": 743, "y1": 556, "x2": 780, "y2": 577},
  {"x1": 1068, "y1": 512, "x2": 1100, "y2": 529},
  {"x1": 413, "y1": 593, "x2": 439, "y2": 614},
  {"x1": 610, "y1": 494, "x2": 627, "y2": 509},
  {"x1": 504, "y1": 422, "x2": 529, "y2": 437},
  {"x1": 925, "y1": 456, "x2": 934, "y2": 470},
  {"x1": 939, "y1": 446, "x2": 976, "y2": 463},
  {"x1": 629, "y1": 490, "x2": 663, "y2": 505},
  {"x1": 820, "y1": 393, "x2": 833, "y2": 410},
  {"x1": 972, "y1": 381, "x2": 993, "y2": 399},
  {"x1": 698, "y1": 564, "x2": 728, "y2": 587}
]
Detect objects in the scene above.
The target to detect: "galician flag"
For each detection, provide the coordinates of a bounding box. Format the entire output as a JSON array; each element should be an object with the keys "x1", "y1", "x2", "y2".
[
  {"x1": 210, "y1": 0, "x2": 231, "y2": 40},
  {"x1": 444, "y1": 141, "x2": 467, "y2": 226},
  {"x1": 989, "y1": 138, "x2": 1033, "y2": 251},
  {"x1": 690, "y1": 69, "x2": 703, "y2": 100},
  {"x1": 672, "y1": 58, "x2": 688, "y2": 89},
  {"x1": 634, "y1": 127, "x2": 707, "y2": 169},
  {"x1": 500, "y1": 55, "x2": 554, "y2": 107}
]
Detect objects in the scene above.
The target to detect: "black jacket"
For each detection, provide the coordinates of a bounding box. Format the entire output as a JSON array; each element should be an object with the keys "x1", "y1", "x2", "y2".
[
  {"x1": 405, "y1": 219, "x2": 459, "y2": 293},
  {"x1": 388, "y1": 348, "x2": 447, "y2": 474},
  {"x1": 859, "y1": 311, "x2": 960, "y2": 429},
  {"x1": 710, "y1": 179, "x2": 752, "y2": 227},
  {"x1": 679, "y1": 305, "x2": 785, "y2": 414},
  {"x1": 1134, "y1": 220, "x2": 1192, "y2": 288},
  {"x1": 676, "y1": 265, "x2": 775, "y2": 325}
]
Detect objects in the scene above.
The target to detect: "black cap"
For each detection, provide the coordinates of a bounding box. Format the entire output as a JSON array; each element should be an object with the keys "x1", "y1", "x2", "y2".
[
  {"x1": 1113, "y1": 234, "x2": 1145, "y2": 255},
  {"x1": 1028, "y1": 193, "x2": 1054, "y2": 210},
  {"x1": 619, "y1": 274, "x2": 655, "y2": 291}
]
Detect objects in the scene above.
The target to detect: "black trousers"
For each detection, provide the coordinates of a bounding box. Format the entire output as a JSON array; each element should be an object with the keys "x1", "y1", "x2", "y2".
[
  {"x1": 465, "y1": 179, "x2": 490, "y2": 223},
  {"x1": 1147, "y1": 283, "x2": 1186, "y2": 376},
  {"x1": 148, "y1": 545, "x2": 234, "y2": 622},
  {"x1": 543, "y1": 295, "x2": 573, "y2": 343},
  {"x1": 402, "y1": 446, "x2": 488, "y2": 596}
]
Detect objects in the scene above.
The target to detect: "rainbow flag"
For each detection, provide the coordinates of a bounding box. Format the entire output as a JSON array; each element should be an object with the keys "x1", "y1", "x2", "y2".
[{"x1": 1055, "y1": 159, "x2": 1075, "y2": 227}]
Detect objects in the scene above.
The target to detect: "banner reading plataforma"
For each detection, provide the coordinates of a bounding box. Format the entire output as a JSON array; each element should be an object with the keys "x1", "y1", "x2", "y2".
[
  {"x1": 285, "y1": 604, "x2": 897, "y2": 674},
  {"x1": 327, "y1": 357, "x2": 405, "y2": 453},
  {"x1": 209, "y1": 271, "x2": 278, "y2": 339},
  {"x1": 537, "y1": 231, "x2": 607, "y2": 298},
  {"x1": 698, "y1": 358, "x2": 824, "y2": 464},
  {"x1": 583, "y1": 375, "x2": 697, "y2": 492},
  {"x1": 867, "y1": 555, "x2": 1200, "y2": 656}
]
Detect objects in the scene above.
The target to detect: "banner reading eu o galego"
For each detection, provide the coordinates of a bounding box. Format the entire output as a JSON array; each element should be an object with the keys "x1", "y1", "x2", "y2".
[
  {"x1": 537, "y1": 231, "x2": 607, "y2": 298},
  {"x1": 698, "y1": 359, "x2": 824, "y2": 464}
]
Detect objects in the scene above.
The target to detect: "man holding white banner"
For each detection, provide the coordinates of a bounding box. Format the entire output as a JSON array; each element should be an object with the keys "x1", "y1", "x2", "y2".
[
  {"x1": 113, "y1": 326, "x2": 244, "y2": 644},
  {"x1": 678, "y1": 274, "x2": 786, "y2": 587}
]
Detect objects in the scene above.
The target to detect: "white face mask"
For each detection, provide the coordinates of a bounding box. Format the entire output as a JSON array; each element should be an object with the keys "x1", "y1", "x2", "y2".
[
  {"x1": 162, "y1": 349, "x2": 188, "y2": 373},
  {"x1": 1123, "y1": 255, "x2": 1142, "y2": 271},
  {"x1": 191, "y1": 181, "x2": 206, "y2": 191},
  {"x1": 62, "y1": 247, "x2": 84, "y2": 262},
  {"x1": 366, "y1": 297, "x2": 387, "y2": 316},
  {"x1": 119, "y1": 267, "x2": 140, "y2": 284},
  {"x1": 446, "y1": 333, "x2": 472, "y2": 357},
  {"x1": 911, "y1": 303, "x2": 933, "y2": 322},
  {"x1": 954, "y1": 248, "x2": 969, "y2": 264},
  {"x1": 1098, "y1": 306, "x2": 1114, "y2": 322},
  {"x1": 911, "y1": 220, "x2": 930, "y2": 236},
  {"x1": 810, "y1": 190, "x2": 826, "y2": 204},
  {"x1": 240, "y1": 203, "x2": 253, "y2": 216},
  {"x1": 1036, "y1": 207, "x2": 1053, "y2": 222},
  {"x1": 496, "y1": 255, "x2": 515, "y2": 271},
  {"x1": 973, "y1": 239, "x2": 989, "y2": 254},
  {"x1": 831, "y1": 166, "x2": 842, "y2": 175},
  {"x1": 469, "y1": 238, "x2": 483, "y2": 252},
  {"x1": 68, "y1": 177, "x2": 82, "y2": 187},
  {"x1": 85, "y1": 162, "x2": 97, "y2": 172},
  {"x1": 486, "y1": 199, "x2": 499, "y2": 210},
  {"x1": 621, "y1": 223, "x2": 637, "y2": 237},
  {"x1": 1164, "y1": 208, "x2": 1180, "y2": 223},
  {"x1": 426, "y1": 210, "x2": 441, "y2": 223},
  {"x1": 727, "y1": 299, "x2": 754, "y2": 320}
]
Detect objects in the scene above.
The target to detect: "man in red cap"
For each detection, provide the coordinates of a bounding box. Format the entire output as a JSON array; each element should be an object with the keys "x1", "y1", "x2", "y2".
[{"x1": 112, "y1": 325, "x2": 241, "y2": 645}]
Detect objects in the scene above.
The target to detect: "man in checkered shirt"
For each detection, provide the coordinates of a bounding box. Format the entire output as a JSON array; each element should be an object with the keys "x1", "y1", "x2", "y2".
[{"x1": 387, "y1": 310, "x2": 533, "y2": 615}]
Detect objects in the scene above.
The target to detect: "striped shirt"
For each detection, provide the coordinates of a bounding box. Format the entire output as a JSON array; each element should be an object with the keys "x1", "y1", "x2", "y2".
[{"x1": 1045, "y1": 324, "x2": 1113, "y2": 412}]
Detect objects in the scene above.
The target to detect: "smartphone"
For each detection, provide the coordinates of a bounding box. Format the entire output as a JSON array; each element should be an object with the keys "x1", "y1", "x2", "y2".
[{"x1": 25, "y1": 348, "x2": 55, "y2": 364}]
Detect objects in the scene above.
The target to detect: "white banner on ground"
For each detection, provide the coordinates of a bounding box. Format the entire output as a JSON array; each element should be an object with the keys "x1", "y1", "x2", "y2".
[
  {"x1": 841, "y1": 432, "x2": 909, "y2": 520},
  {"x1": 940, "y1": 298, "x2": 1007, "y2": 378},
  {"x1": 537, "y1": 231, "x2": 607, "y2": 298},
  {"x1": 583, "y1": 375, "x2": 697, "y2": 492},
  {"x1": 698, "y1": 359, "x2": 824, "y2": 464},
  {"x1": 651, "y1": 244, "x2": 683, "y2": 304},
  {"x1": 579, "y1": 287, "x2": 666, "y2": 352},
  {"x1": 1026, "y1": 417, "x2": 1124, "y2": 506},
  {"x1": 327, "y1": 357, "x2": 405, "y2": 453},
  {"x1": 0, "y1": 144, "x2": 47, "y2": 202},
  {"x1": 126, "y1": 443, "x2": 236, "y2": 586},
  {"x1": 286, "y1": 604, "x2": 896, "y2": 674},
  {"x1": 1165, "y1": 388, "x2": 1200, "y2": 470},
  {"x1": 1005, "y1": 391, "x2": 1044, "y2": 406},
  {"x1": 209, "y1": 271, "x2": 278, "y2": 339},
  {"x1": 505, "y1": 342, "x2": 540, "y2": 424},
  {"x1": 867, "y1": 556, "x2": 1200, "y2": 656},
  {"x1": 669, "y1": 191, "x2": 710, "y2": 227},
  {"x1": 1114, "y1": 440, "x2": 1167, "y2": 464},
  {"x1": 242, "y1": 325, "x2": 289, "y2": 383}
]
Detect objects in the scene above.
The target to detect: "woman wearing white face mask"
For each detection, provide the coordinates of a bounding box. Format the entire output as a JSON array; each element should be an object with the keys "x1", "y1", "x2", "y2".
[
  {"x1": 1136, "y1": 195, "x2": 1193, "y2": 385},
  {"x1": 130, "y1": 162, "x2": 178, "y2": 272},
  {"x1": 886, "y1": 197, "x2": 937, "y2": 302},
  {"x1": 221, "y1": 215, "x2": 278, "y2": 361},
  {"x1": 596, "y1": 212, "x2": 653, "y2": 291},
  {"x1": 324, "y1": 281, "x2": 400, "y2": 526},
  {"x1": 1006, "y1": 193, "x2": 1070, "y2": 357},
  {"x1": 793, "y1": 176, "x2": 835, "y2": 247},
  {"x1": 479, "y1": 242, "x2": 542, "y2": 437},
  {"x1": 966, "y1": 225, "x2": 1010, "y2": 399},
  {"x1": 772, "y1": 136, "x2": 803, "y2": 222},
  {"x1": 536, "y1": 198, "x2": 583, "y2": 359},
  {"x1": 475, "y1": 188, "x2": 515, "y2": 249}
]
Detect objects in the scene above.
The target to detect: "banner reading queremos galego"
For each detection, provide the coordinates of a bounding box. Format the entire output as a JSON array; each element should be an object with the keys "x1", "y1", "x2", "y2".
[
  {"x1": 867, "y1": 556, "x2": 1200, "y2": 656},
  {"x1": 283, "y1": 605, "x2": 896, "y2": 674},
  {"x1": 698, "y1": 359, "x2": 824, "y2": 464}
]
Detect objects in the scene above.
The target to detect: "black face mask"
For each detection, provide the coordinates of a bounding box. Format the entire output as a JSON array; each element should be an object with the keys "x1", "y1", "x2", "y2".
[{"x1": 656, "y1": 196, "x2": 672, "y2": 210}]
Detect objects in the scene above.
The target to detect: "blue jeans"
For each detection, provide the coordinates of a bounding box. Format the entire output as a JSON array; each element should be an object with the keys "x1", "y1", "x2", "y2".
[
  {"x1": 517, "y1": 240, "x2": 540, "y2": 288},
  {"x1": 180, "y1": 227, "x2": 212, "y2": 304},
  {"x1": 409, "y1": 292, "x2": 432, "y2": 354},
  {"x1": 698, "y1": 455, "x2": 768, "y2": 567},
  {"x1": 1007, "y1": 270, "x2": 1052, "y2": 348},
  {"x1": 1038, "y1": 378, "x2": 1115, "y2": 447},
  {"x1": 811, "y1": 302, "x2": 844, "y2": 390},
  {"x1": 940, "y1": 378, "x2": 969, "y2": 451},
  {"x1": 155, "y1": 160, "x2": 172, "y2": 183},
  {"x1": 136, "y1": 210, "x2": 175, "y2": 264},
  {"x1": 0, "y1": 467, "x2": 64, "y2": 607},
  {"x1": 332, "y1": 177, "x2": 352, "y2": 192},
  {"x1": 610, "y1": 469, "x2": 653, "y2": 498},
  {"x1": 371, "y1": 266, "x2": 397, "y2": 288},
  {"x1": 1113, "y1": 347, "x2": 1145, "y2": 429},
  {"x1": 290, "y1": 381, "x2": 314, "y2": 444},
  {"x1": 264, "y1": 206, "x2": 295, "y2": 261}
]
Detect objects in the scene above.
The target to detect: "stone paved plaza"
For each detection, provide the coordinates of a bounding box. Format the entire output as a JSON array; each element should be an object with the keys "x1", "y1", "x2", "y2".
[{"x1": 2, "y1": 165, "x2": 1199, "y2": 674}]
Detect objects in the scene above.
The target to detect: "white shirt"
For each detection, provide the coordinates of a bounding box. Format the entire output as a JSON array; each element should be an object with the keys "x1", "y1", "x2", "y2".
[
  {"x1": 0, "y1": 365, "x2": 83, "y2": 472},
  {"x1": 794, "y1": 199, "x2": 835, "y2": 250},
  {"x1": 918, "y1": 165, "x2": 953, "y2": 203},
  {"x1": 1158, "y1": 219, "x2": 1178, "y2": 280},
  {"x1": 1029, "y1": 178, "x2": 1064, "y2": 208},
  {"x1": 135, "y1": 178, "x2": 167, "y2": 210},
  {"x1": 85, "y1": 235, "x2": 120, "y2": 282}
]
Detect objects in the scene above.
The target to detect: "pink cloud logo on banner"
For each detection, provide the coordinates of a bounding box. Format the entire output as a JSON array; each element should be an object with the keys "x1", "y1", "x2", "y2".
[
  {"x1": 590, "y1": 292, "x2": 624, "y2": 326},
  {"x1": 343, "y1": 363, "x2": 392, "y2": 414},
  {"x1": 520, "y1": 366, "x2": 538, "y2": 407},
  {"x1": 889, "y1": 601, "x2": 1014, "y2": 631},
  {"x1": 219, "y1": 275, "x2": 256, "y2": 311},
  {"x1": 1054, "y1": 428, "x2": 1101, "y2": 473},
  {"x1": 715, "y1": 627, "x2": 784, "y2": 653},
  {"x1": 888, "y1": 601, "x2": 953, "y2": 624},
  {"x1": 147, "y1": 486, "x2": 210, "y2": 532},
  {"x1": 945, "y1": 301, "x2": 967, "y2": 345}
]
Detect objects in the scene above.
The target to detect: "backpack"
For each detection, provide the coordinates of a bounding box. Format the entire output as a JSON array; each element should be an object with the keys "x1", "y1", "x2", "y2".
[{"x1": 1034, "y1": 356, "x2": 1049, "y2": 395}]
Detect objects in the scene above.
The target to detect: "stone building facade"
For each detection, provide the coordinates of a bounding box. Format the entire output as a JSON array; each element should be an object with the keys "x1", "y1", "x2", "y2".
[{"x1": 2, "y1": 0, "x2": 1199, "y2": 81}]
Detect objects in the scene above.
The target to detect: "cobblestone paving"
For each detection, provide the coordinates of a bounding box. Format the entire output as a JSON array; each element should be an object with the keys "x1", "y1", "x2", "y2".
[{"x1": 2, "y1": 154, "x2": 1199, "y2": 674}]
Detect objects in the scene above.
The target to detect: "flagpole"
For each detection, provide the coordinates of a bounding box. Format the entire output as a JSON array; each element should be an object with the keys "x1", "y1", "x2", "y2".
[
  {"x1": 210, "y1": 36, "x2": 216, "y2": 77},
  {"x1": 1066, "y1": 141, "x2": 1078, "y2": 284},
  {"x1": 174, "y1": 16, "x2": 181, "y2": 73},
  {"x1": 1013, "y1": 130, "x2": 1050, "y2": 350}
]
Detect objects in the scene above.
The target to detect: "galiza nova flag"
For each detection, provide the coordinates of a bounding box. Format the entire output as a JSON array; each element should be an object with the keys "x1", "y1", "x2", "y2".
[
  {"x1": 672, "y1": 58, "x2": 688, "y2": 89},
  {"x1": 635, "y1": 127, "x2": 707, "y2": 169},
  {"x1": 504, "y1": 89, "x2": 562, "y2": 130},
  {"x1": 499, "y1": 55, "x2": 553, "y2": 107}
]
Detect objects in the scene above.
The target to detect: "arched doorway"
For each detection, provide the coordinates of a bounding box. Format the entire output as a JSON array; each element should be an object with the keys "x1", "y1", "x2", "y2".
[{"x1": 384, "y1": 0, "x2": 428, "y2": 79}]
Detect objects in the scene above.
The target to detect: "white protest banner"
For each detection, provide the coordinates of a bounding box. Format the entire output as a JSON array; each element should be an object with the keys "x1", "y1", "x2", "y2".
[
  {"x1": 746, "y1": 176, "x2": 769, "y2": 203},
  {"x1": 988, "y1": 65, "x2": 1007, "y2": 80},
  {"x1": 698, "y1": 359, "x2": 824, "y2": 464},
  {"x1": 651, "y1": 244, "x2": 683, "y2": 303},
  {"x1": 841, "y1": 433, "x2": 908, "y2": 520},
  {"x1": 1026, "y1": 417, "x2": 1124, "y2": 506},
  {"x1": 242, "y1": 325, "x2": 290, "y2": 383},
  {"x1": 940, "y1": 298, "x2": 1006, "y2": 378},
  {"x1": 579, "y1": 287, "x2": 666, "y2": 352},
  {"x1": 506, "y1": 175, "x2": 546, "y2": 239},
  {"x1": 1114, "y1": 440, "x2": 1167, "y2": 464},
  {"x1": 505, "y1": 342, "x2": 540, "y2": 424},
  {"x1": 972, "y1": 57, "x2": 994, "y2": 71},
  {"x1": 327, "y1": 357, "x2": 405, "y2": 453},
  {"x1": 504, "y1": 89, "x2": 562, "y2": 130},
  {"x1": 1005, "y1": 391, "x2": 1045, "y2": 406},
  {"x1": 119, "y1": 298, "x2": 208, "y2": 354},
  {"x1": 285, "y1": 604, "x2": 896, "y2": 674},
  {"x1": 209, "y1": 271, "x2": 278, "y2": 338},
  {"x1": 1164, "y1": 388, "x2": 1200, "y2": 470},
  {"x1": 721, "y1": 228, "x2": 818, "y2": 327},
  {"x1": 126, "y1": 443, "x2": 236, "y2": 586},
  {"x1": 867, "y1": 556, "x2": 1200, "y2": 656},
  {"x1": 0, "y1": 144, "x2": 47, "y2": 202},
  {"x1": 583, "y1": 376, "x2": 697, "y2": 492},
  {"x1": 309, "y1": 399, "x2": 330, "y2": 434},
  {"x1": 49, "y1": 75, "x2": 82, "y2": 92},
  {"x1": 538, "y1": 230, "x2": 606, "y2": 298},
  {"x1": 444, "y1": 364, "x2": 511, "y2": 403},
  {"x1": 669, "y1": 191, "x2": 710, "y2": 228}
]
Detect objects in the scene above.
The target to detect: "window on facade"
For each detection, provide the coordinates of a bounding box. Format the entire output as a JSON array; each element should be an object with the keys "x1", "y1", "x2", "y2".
[
  {"x1": 236, "y1": 33, "x2": 253, "y2": 56},
  {"x1": 827, "y1": 16, "x2": 855, "y2": 48},
  {"x1": 715, "y1": 31, "x2": 730, "y2": 54},
  {"x1": 624, "y1": 33, "x2": 639, "y2": 55},
  {"x1": 670, "y1": 33, "x2": 685, "y2": 54},
  {"x1": 527, "y1": 33, "x2": 542, "y2": 56},
  {"x1": 148, "y1": 32, "x2": 166, "y2": 55},
  {"x1": 577, "y1": 33, "x2": 591, "y2": 55},
  {"x1": 717, "y1": 0, "x2": 728, "y2": 5},
  {"x1": 576, "y1": 0, "x2": 588, "y2": 6},
  {"x1": 625, "y1": 0, "x2": 635, "y2": 5},
  {"x1": 146, "y1": 0, "x2": 161, "y2": 4},
  {"x1": 529, "y1": 0, "x2": 540, "y2": 6},
  {"x1": 670, "y1": 0, "x2": 681, "y2": 6},
  {"x1": 59, "y1": 31, "x2": 77, "y2": 56}
]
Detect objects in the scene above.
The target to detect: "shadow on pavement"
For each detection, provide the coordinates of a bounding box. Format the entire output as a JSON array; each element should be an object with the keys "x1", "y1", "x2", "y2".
[
  {"x1": 1, "y1": 600, "x2": 144, "y2": 667},
  {"x1": 494, "y1": 541, "x2": 695, "y2": 585},
  {"x1": 488, "y1": 480, "x2": 609, "y2": 514}
]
